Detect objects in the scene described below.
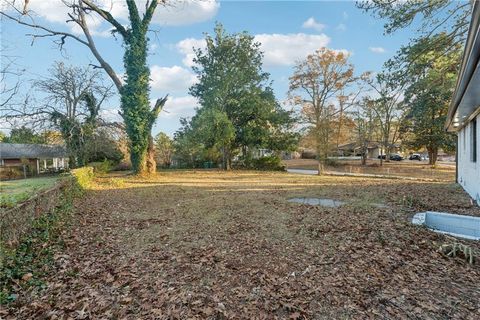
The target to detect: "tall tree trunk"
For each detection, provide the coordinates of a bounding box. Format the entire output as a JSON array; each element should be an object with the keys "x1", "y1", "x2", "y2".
[
  {"x1": 384, "y1": 139, "x2": 391, "y2": 162},
  {"x1": 120, "y1": 12, "x2": 162, "y2": 175},
  {"x1": 226, "y1": 156, "x2": 232, "y2": 171},
  {"x1": 316, "y1": 141, "x2": 325, "y2": 176},
  {"x1": 318, "y1": 158, "x2": 325, "y2": 175},
  {"x1": 361, "y1": 146, "x2": 367, "y2": 165},
  {"x1": 222, "y1": 145, "x2": 227, "y2": 170},
  {"x1": 379, "y1": 145, "x2": 383, "y2": 166},
  {"x1": 146, "y1": 135, "x2": 156, "y2": 174},
  {"x1": 427, "y1": 146, "x2": 438, "y2": 166},
  {"x1": 224, "y1": 146, "x2": 231, "y2": 171}
]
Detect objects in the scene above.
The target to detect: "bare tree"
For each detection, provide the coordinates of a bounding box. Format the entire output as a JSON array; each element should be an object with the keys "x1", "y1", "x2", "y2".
[
  {"x1": 3, "y1": 62, "x2": 113, "y2": 166},
  {"x1": 1, "y1": 0, "x2": 168, "y2": 174},
  {"x1": 364, "y1": 74, "x2": 405, "y2": 165},
  {"x1": 0, "y1": 46, "x2": 23, "y2": 110},
  {"x1": 353, "y1": 98, "x2": 377, "y2": 165},
  {"x1": 288, "y1": 48, "x2": 364, "y2": 174}
]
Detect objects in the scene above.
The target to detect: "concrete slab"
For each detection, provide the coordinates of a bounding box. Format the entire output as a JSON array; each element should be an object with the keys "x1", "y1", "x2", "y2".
[
  {"x1": 412, "y1": 211, "x2": 480, "y2": 240},
  {"x1": 288, "y1": 197, "x2": 346, "y2": 208}
]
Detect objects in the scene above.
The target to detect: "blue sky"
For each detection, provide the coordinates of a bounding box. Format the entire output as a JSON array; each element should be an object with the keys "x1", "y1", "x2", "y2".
[{"x1": 1, "y1": 0, "x2": 417, "y2": 136}]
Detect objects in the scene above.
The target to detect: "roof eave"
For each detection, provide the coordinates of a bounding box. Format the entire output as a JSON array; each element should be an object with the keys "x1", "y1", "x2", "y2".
[{"x1": 445, "y1": 0, "x2": 480, "y2": 132}]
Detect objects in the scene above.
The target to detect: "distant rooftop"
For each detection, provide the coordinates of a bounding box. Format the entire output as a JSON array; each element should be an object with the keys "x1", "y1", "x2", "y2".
[{"x1": 0, "y1": 143, "x2": 67, "y2": 159}]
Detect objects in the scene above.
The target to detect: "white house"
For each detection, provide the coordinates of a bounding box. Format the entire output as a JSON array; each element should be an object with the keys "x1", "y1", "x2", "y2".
[{"x1": 445, "y1": 1, "x2": 480, "y2": 204}]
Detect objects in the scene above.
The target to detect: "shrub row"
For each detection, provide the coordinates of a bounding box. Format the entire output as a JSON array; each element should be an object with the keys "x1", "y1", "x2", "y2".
[
  {"x1": 70, "y1": 166, "x2": 95, "y2": 189},
  {"x1": 246, "y1": 155, "x2": 285, "y2": 171}
]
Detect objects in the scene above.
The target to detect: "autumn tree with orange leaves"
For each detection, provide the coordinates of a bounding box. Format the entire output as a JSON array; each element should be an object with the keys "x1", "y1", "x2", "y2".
[{"x1": 289, "y1": 48, "x2": 363, "y2": 174}]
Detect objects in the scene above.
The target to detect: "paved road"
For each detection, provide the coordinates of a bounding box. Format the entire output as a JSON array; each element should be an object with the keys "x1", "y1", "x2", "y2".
[
  {"x1": 286, "y1": 169, "x2": 318, "y2": 175},
  {"x1": 286, "y1": 168, "x2": 445, "y2": 181}
]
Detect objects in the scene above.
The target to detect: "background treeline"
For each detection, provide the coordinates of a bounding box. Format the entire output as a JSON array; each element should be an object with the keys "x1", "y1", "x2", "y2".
[{"x1": 2, "y1": 0, "x2": 470, "y2": 173}]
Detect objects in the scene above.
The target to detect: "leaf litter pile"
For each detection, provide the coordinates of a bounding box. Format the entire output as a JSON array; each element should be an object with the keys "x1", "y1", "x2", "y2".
[{"x1": 3, "y1": 171, "x2": 480, "y2": 319}]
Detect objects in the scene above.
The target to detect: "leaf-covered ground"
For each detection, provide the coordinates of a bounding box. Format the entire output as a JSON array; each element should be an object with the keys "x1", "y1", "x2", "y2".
[{"x1": 4, "y1": 171, "x2": 480, "y2": 319}]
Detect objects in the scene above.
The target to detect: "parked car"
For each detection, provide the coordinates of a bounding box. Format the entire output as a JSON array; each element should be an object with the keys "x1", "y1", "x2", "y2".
[
  {"x1": 409, "y1": 154, "x2": 422, "y2": 161},
  {"x1": 377, "y1": 154, "x2": 404, "y2": 160},
  {"x1": 389, "y1": 154, "x2": 404, "y2": 161}
]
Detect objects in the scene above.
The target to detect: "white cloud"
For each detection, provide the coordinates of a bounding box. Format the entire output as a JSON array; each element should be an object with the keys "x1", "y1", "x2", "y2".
[
  {"x1": 176, "y1": 33, "x2": 345, "y2": 67},
  {"x1": 342, "y1": 11, "x2": 349, "y2": 20},
  {"x1": 151, "y1": 0, "x2": 219, "y2": 26},
  {"x1": 369, "y1": 47, "x2": 386, "y2": 54},
  {"x1": 302, "y1": 17, "x2": 326, "y2": 32},
  {"x1": 160, "y1": 96, "x2": 199, "y2": 118},
  {"x1": 8, "y1": 0, "x2": 219, "y2": 36},
  {"x1": 150, "y1": 65, "x2": 197, "y2": 92},
  {"x1": 254, "y1": 33, "x2": 331, "y2": 66},
  {"x1": 176, "y1": 38, "x2": 207, "y2": 67}
]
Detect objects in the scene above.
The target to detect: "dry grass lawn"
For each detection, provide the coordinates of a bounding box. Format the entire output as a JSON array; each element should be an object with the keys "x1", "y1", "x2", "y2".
[
  {"x1": 6, "y1": 170, "x2": 480, "y2": 319},
  {"x1": 284, "y1": 159, "x2": 456, "y2": 181}
]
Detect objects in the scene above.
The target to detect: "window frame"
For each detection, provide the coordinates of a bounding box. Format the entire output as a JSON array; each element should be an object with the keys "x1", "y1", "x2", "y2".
[{"x1": 471, "y1": 118, "x2": 477, "y2": 163}]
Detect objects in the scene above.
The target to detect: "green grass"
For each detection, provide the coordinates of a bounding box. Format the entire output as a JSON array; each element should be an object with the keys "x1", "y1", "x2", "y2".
[{"x1": 0, "y1": 177, "x2": 59, "y2": 208}]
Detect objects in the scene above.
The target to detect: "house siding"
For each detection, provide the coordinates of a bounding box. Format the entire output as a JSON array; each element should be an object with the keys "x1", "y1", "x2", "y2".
[{"x1": 457, "y1": 113, "x2": 480, "y2": 205}]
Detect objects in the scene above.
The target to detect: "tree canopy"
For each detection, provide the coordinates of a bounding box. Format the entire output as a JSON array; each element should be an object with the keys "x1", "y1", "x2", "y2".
[
  {"x1": 402, "y1": 34, "x2": 461, "y2": 164},
  {"x1": 184, "y1": 24, "x2": 298, "y2": 169},
  {"x1": 288, "y1": 48, "x2": 361, "y2": 173}
]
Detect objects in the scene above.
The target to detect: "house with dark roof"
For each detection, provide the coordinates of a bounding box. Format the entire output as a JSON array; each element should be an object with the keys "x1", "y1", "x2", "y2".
[
  {"x1": 0, "y1": 143, "x2": 69, "y2": 174},
  {"x1": 445, "y1": 1, "x2": 480, "y2": 204},
  {"x1": 337, "y1": 142, "x2": 401, "y2": 158}
]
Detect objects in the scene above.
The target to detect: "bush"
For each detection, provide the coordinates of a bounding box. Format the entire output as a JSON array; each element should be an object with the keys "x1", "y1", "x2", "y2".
[
  {"x1": 71, "y1": 167, "x2": 94, "y2": 189},
  {"x1": 0, "y1": 167, "x2": 23, "y2": 180},
  {"x1": 250, "y1": 156, "x2": 285, "y2": 171},
  {"x1": 324, "y1": 158, "x2": 340, "y2": 167},
  {"x1": 89, "y1": 160, "x2": 114, "y2": 174},
  {"x1": 114, "y1": 161, "x2": 132, "y2": 171}
]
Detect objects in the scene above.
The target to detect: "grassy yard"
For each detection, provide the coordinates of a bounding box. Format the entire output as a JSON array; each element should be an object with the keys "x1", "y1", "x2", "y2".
[
  {"x1": 6, "y1": 171, "x2": 480, "y2": 318},
  {"x1": 0, "y1": 176, "x2": 60, "y2": 208}
]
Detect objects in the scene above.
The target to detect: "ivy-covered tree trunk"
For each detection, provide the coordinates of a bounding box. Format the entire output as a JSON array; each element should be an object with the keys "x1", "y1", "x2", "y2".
[
  {"x1": 120, "y1": 17, "x2": 151, "y2": 174},
  {"x1": 146, "y1": 135, "x2": 156, "y2": 174},
  {"x1": 118, "y1": 2, "x2": 167, "y2": 175}
]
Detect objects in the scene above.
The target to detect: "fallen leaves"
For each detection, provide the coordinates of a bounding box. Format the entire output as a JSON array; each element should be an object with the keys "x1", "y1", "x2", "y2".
[
  {"x1": 20, "y1": 273, "x2": 32, "y2": 282},
  {"x1": 4, "y1": 171, "x2": 480, "y2": 319}
]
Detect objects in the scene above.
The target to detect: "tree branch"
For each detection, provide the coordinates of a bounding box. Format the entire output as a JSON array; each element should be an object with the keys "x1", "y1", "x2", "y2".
[
  {"x1": 0, "y1": 11, "x2": 89, "y2": 47},
  {"x1": 152, "y1": 95, "x2": 168, "y2": 119},
  {"x1": 80, "y1": 0, "x2": 128, "y2": 38},
  {"x1": 143, "y1": 0, "x2": 162, "y2": 29},
  {"x1": 76, "y1": 2, "x2": 123, "y2": 91}
]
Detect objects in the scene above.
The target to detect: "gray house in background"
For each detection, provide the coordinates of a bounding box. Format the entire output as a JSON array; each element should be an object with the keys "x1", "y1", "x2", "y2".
[
  {"x1": 445, "y1": 1, "x2": 480, "y2": 204},
  {"x1": 0, "y1": 143, "x2": 69, "y2": 174}
]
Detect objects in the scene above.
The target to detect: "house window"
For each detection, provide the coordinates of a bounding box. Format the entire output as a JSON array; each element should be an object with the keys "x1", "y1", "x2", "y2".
[{"x1": 472, "y1": 118, "x2": 477, "y2": 162}]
